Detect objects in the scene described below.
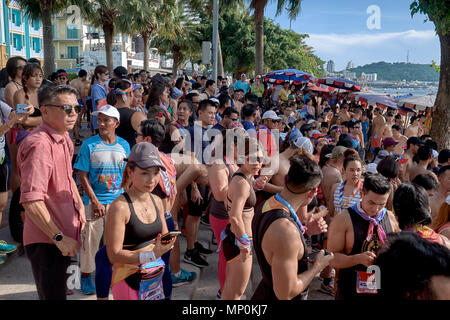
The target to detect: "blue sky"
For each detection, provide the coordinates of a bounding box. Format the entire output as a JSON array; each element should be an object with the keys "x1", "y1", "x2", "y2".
[{"x1": 264, "y1": 0, "x2": 440, "y2": 71}]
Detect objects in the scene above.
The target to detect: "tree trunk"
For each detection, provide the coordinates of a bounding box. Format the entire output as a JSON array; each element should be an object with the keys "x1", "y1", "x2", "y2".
[
  {"x1": 430, "y1": 32, "x2": 450, "y2": 150},
  {"x1": 40, "y1": 2, "x2": 54, "y2": 78},
  {"x1": 217, "y1": 35, "x2": 224, "y2": 78},
  {"x1": 254, "y1": 1, "x2": 267, "y2": 76},
  {"x1": 142, "y1": 34, "x2": 150, "y2": 71},
  {"x1": 172, "y1": 45, "x2": 182, "y2": 76},
  {"x1": 103, "y1": 23, "x2": 115, "y2": 73}
]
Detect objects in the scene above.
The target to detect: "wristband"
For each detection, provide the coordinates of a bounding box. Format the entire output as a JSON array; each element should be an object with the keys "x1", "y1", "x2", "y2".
[
  {"x1": 139, "y1": 251, "x2": 156, "y2": 264},
  {"x1": 236, "y1": 234, "x2": 251, "y2": 250}
]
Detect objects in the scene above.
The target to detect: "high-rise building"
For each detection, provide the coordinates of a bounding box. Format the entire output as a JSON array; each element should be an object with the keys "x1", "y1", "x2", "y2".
[
  {"x1": 346, "y1": 60, "x2": 354, "y2": 70},
  {"x1": 326, "y1": 60, "x2": 335, "y2": 73},
  {"x1": 1, "y1": 0, "x2": 43, "y2": 67}
]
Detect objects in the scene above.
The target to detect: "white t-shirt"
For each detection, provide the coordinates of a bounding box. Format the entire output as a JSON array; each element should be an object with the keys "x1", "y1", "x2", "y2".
[{"x1": 272, "y1": 85, "x2": 283, "y2": 102}]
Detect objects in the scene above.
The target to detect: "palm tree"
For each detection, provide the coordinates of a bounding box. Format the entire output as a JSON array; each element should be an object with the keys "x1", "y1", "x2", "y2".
[
  {"x1": 250, "y1": 0, "x2": 302, "y2": 75},
  {"x1": 81, "y1": 0, "x2": 141, "y2": 72},
  {"x1": 79, "y1": 0, "x2": 117, "y2": 72},
  {"x1": 151, "y1": 1, "x2": 201, "y2": 76},
  {"x1": 15, "y1": 0, "x2": 73, "y2": 77},
  {"x1": 121, "y1": 0, "x2": 177, "y2": 71}
]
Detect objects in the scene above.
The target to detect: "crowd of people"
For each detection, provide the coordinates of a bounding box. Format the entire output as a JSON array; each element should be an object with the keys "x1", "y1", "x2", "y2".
[{"x1": 0, "y1": 56, "x2": 449, "y2": 300}]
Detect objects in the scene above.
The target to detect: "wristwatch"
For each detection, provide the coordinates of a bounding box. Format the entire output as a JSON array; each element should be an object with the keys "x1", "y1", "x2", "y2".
[{"x1": 52, "y1": 232, "x2": 63, "y2": 242}]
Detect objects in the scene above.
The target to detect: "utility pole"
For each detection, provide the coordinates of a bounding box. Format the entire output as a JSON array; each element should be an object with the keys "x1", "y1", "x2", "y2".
[{"x1": 212, "y1": 0, "x2": 219, "y2": 84}]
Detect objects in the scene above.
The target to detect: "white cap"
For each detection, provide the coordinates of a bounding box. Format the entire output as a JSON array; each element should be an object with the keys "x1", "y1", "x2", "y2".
[
  {"x1": 210, "y1": 97, "x2": 220, "y2": 104},
  {"x1": 366, "y1": 163, "x2": 378, "y2": 174},
  {"x1": 432, "y1": 149, "x2": 439, "y2": 158},
  {"x1": 262, "y1": 110, "x2": 281, "y2": 121},
  {"x1": 293, "y1": 136, "x2": 314, "y2": 154},
  {"x1": 373, "y1": 150, "x2": 390, "y2": 165},
  {"x1": 307, "y1": 119, "x2": 316, "y2": 125},
  {"x1": 92, "y1": 105, "x2": 120, "y2": 121}
]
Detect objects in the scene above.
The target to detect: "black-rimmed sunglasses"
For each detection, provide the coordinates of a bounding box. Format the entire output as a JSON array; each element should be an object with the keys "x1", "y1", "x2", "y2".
[{"x1": 45, "y1": 104, "x2": 82, "y2": 115}]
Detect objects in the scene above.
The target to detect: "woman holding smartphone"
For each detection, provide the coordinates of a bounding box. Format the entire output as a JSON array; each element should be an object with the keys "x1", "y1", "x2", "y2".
[
  {"x1": 221, "y1": 136, "x2": 264, "y2": 300},
  {"x1": 105, "y1": 142, "x2": 176, "y2": 300},
  {"x1": 9, "y1": 64, "x2": 43, "y2": 194}
]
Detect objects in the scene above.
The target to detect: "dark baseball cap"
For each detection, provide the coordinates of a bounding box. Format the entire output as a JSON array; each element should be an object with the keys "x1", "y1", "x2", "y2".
[
  {"x1": 113, "y1": 66, "x2": 128, "y2": 79},
  {"x1": 382, "y1": 137, "x2": 399, "y2": 147},
  {"x1": 438, "y1": 149, "x2": 450, "y2": 164},
  {"x1": 126, "y1": 142, "x2": 166, "y2": 171}
]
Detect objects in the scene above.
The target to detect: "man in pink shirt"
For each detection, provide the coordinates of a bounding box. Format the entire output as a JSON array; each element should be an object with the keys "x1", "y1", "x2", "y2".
[{"x1": 18, "y1": 85, "x2": 85, "y2": 300}]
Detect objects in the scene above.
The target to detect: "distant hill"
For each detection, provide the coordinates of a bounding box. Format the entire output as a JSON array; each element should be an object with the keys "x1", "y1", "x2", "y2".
[{"x1": 348, "y1": 62, "x2": 440, "y2": 82}]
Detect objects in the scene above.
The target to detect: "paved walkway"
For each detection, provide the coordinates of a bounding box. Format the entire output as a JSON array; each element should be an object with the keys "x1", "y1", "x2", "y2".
[{"x1": 0, "y1": 221, "x2": 332, "y2": 300}]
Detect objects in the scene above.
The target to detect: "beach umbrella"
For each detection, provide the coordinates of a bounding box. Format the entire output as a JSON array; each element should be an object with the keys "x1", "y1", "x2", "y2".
[
  {"x1": 356, "y1": 93, "x2": 398, "y2": 109},
  {"x1": 317, "y1": 77, "x2": 362, "y2": 92},
  {"x1": 264, "y1": 69, "x2": 317, "y2": 85},
  {"x1": 397, "y1": 95, "x2": 436, "y2": 111}
]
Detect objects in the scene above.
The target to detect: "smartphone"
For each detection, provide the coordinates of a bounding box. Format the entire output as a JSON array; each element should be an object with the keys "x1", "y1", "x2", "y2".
[
  {"x1": 309, "y1": 249, "x2": 331, "y2": 260},
  {"x1": 16, "y1": 104, "x2": 28, "y2": 114},
  {"x1": 161, "y1": 231, "x2": 181, "y2": 241}
]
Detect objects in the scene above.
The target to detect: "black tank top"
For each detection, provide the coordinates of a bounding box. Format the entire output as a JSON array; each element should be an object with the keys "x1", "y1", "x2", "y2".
[
  {"x1": 251, "y1": 197, "x2": 309, "y2": 300},
  {"x1": 210, "y1": 159, "x2": 235, "y2": 220},
  {"x1": 116, "y1": 107, "x2": 137, "y2": 148},
  {"x1": 335, "y1": 207, "x2": 393, "y2": 300},
  {"x1": 122, "y1": 192, "x2": 163, "y2": 251}
]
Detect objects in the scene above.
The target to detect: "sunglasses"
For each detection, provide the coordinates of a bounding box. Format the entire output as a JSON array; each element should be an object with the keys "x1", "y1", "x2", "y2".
[
  {"x1": 104, "y1": 72, "x2": 109, "y2": 76},
  {"x1": 246, "y1": 156, "x2": 264, "y2": 163},
  {"x1": 45, "y1": 104, "x2": 82, "y2": 115}
]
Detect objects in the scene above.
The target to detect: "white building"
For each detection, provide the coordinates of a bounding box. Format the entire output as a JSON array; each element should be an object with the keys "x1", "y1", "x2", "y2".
[
  {"x1": 343, "y1": 70, "x2": 356, "y2": 80},
  {"x1": 361, "y1": 72, "x2": 378, "y2": 81}
]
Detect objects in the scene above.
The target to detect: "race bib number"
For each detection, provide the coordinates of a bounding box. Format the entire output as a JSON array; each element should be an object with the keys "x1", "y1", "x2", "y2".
[{"x1": 356, "y1": 271, "x2": 378, "y2": 294}]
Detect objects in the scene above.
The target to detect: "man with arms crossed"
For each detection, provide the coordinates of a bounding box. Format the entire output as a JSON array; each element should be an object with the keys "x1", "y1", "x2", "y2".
[
  {"x1": 327, "y1": 174, "x2": 400, "y2": 300},
  {"x1": 18, "y1": 85, "x2": 85, "y2": 300}
]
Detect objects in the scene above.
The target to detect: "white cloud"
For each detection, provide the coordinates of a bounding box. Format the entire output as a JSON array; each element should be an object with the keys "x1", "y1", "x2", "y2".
[{"x1": 305, "y1": 30, "x2": 440, "y2": 69}]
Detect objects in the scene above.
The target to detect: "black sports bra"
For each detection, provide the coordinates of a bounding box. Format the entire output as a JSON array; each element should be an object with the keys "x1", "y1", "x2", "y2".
[
  {"x1": 226, "y1": 172, "x2": 257, "y2": 212},
  {"x1": 122, "y1": 192, "x2": 163, "y2": 251}
]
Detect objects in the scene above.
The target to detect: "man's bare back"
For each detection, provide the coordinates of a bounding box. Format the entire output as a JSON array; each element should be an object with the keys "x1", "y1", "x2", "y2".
[
  {"x1": 409, "y1": 163, "x2": 438, "y2": 182},
  {"x1": 270, "y1": 153, "x2": 290, "y2": 187},
  {"x1": 372, "y1": 115, "x2": 386, "y2": 137},
  {"x1": 70, "y1": 78, "x2": 89, "y2": 105},
  {"x1": 321, "y1": 165, "x2": 342, "y2": 207}
]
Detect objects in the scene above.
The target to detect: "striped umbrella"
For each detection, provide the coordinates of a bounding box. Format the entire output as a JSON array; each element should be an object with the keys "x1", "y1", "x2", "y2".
[
  {"x1": 318, "y1": 77, "x2": 362, "y2": 92},
  {"x1": 263, "y1": 69, "x2": 317, "y2": 85}
]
